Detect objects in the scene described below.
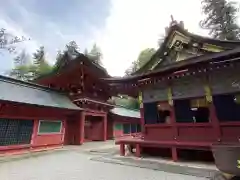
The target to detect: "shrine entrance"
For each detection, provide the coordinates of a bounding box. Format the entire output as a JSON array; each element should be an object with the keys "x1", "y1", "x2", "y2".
[
  {"x1": 65, "y1": 111, "x2": 108, "y2": 145},
  {"x1": 64, "y1": 114, "x2": 80, "y2": 145},
  {"x1": 84, "y1": 115, "x2": 105, "y2": 142},
  {"x1": 79, "y1": 111, "x2": 107, "y2": 144}
]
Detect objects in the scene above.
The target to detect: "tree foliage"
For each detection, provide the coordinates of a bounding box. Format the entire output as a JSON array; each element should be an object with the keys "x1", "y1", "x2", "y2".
[
  {"x1": 200, "y1": 0, "x2": 240, "y2": 40},
  {"x1": 66, "y1": 40, "x2": 80, "y2": 58},
  {"x1": 108, "y1": 95, "x2": 140, "y2": 110},
  {"x1": 9, "y1": 47, "x2": 52, "y2": 81},
  {"x1": 53, "y1": 41, "x2": 80, "y2": 71},
  {"x1": 85, "y1": 43, "x2": 103, "y2": 65},
  {"x1": 32, "y1": 46, "x2": 52, "y2": 77},
  {"x1": 0, "y1": 28, "x2": 28, "y2": 54},
  {"x1": 125, "y1": 48, "x2": 156, "y2": 75},
  {"x1": 9, "y1": 50, "x2": 32, "y2": 80}
]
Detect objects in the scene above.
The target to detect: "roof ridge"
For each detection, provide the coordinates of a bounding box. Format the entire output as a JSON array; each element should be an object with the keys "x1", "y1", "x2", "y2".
[{"x1": 132, "y1": 24, "x2": 240, "y2": 75}]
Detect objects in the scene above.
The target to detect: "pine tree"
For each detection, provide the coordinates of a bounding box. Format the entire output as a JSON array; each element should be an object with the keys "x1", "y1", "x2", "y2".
[
  {"x1": 65, "y1": 40, "x2": 80, "y2": 59},
  {"x1": 32, "y1": 46, "x2": 52, "y2": 77},
  {"x1": 200, "y1": 0, "x2": 240, "y2": 40},
  {"x1": 87, "y1": 43, "x2": 102, "y2": 65},
  {"x1": 33, "y1": 46, "x2": 45, "y2": 66},
  {"x1": 9, "y1": 50, "x2": 32, "y2": 80},
  {"x1": 14, "y1": 50, "x2": 30, "y2": 66}
]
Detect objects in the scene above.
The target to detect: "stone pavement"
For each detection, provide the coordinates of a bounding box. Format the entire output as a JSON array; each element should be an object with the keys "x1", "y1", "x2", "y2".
[
  {"x1": 92, "y1": 155, "x2": 217, "y2": 179},
  {"x1": 0, "y1": 142, "x2": 209, "y2": 180}
]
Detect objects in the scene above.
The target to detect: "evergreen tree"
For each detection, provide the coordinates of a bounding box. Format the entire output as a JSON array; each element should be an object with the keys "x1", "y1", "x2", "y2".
[
  {"x1": 65, "y1": 40, "x2": 80, "y2": 59},
  {"x1": 9, "y1": 50, "x2": 32, "y2": 80},
  {"x1": 32, "y1": 46, "x2": 52, "y2": 77},
  {"x1": 53, "y1": 41, "x2": 80, "y2": 71},
  {"x1": 124, "y1": 48, "x2": 156, "y2": 76},
  {"x1": 53, "y1": 50, "x2": 64, "y2": 70},
  {"x1": 87, "y1": 43, "x2": 103, "y2": 65},
  {"x1": 200, "y1": 0, "x2": 240, "y2": 40},
  {"x1": 14, "y1": 49, "x2": 30, "y2": 66},
  {"x1": 33, "y1": 46, "x2": 45, "y2": 66}
]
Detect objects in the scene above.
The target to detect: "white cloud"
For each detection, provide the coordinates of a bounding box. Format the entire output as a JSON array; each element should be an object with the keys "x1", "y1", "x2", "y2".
[
  {"x1": 1, "y1": 0, "x2": 240, "y2": 76},
  {"x1": 97, "y1": 0, "x2": 235, "y2": 76},
  {"x1": 0, "y1": 18, "x2": 39, "y2": 73}
]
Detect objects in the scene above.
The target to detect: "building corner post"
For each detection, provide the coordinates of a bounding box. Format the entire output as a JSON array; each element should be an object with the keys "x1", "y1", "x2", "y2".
[
  {"x1": 171, "y1": 147, "x2": 178, "y2": 162},
  {"x1": 103, "y1": 114, "x2": 107, "y2": 141},
  {"x1": 30, "y1": 119, "x2": 39, "y2": 148},
  {"x1": 139, "y1": 91, "x2": 144, "y2": 133},
  {"x1": 120, "y1": 143, "x2": 125, "y2": 156},
  {"x1": 79, "y1": 112, "x2": 85, "y2": 145}
]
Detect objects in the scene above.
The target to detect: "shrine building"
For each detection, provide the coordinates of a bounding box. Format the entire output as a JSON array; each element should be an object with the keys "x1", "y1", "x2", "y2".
[
  {"x1": 0, "y1": 75, "x2": 80, "y2": 154},
  {"x1": 103, "y1": 22, "x2": 240, "y2": 161},
  {"x1": 0, "y1": 52, "x2": 140, "y2": 154}
]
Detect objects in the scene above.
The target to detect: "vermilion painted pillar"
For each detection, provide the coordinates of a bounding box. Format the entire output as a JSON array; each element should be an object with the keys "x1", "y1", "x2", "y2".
[
  {"x1": 167, "y1": 85, "x2": 179, "y2": 162},
  {"x1": 135, "y1": 144, "x2": 141, "y2": 157},
  {"x1": 61, "y1": 120, "x2": 66, "y2": 145},
  {"x1": 103, "y1": 114, "x2": 107, "y2": 141},
  {"x1": 139, "y1": 92, "x2": 145, "y2": 133},
  {"x1": 30, "y1": 120, "x2": 39, "y2": 147},
  {"x1": 80, "y1": 112, "x2": 85, "y2": 145},
  {"x1": 209, "y1": 103, "x2": 221, "y2": 141},
  {"x1": 172, "y1": 147, "x2": 178, "y2": 162},
  {"x1": 170, "y1": 106, "x2": 178, "y2": 162},
  {"x1": 120, "y1": 143, "x2": 125, "y2": 156}
]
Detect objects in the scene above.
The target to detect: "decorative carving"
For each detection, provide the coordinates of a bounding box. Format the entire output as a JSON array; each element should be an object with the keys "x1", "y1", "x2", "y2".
[{"x1": 173, "y1": 40, "x2": 183, "y2": 52}]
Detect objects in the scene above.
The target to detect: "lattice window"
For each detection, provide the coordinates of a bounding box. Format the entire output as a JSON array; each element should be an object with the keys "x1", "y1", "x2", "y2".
[{"x1": 0, "y1": 119, "x2": 33, "y2": 146}]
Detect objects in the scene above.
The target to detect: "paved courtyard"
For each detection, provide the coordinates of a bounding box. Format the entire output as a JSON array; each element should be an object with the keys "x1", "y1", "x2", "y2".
[{"x1": 0, "y1": 145, "x2": 208, "y2": 180}]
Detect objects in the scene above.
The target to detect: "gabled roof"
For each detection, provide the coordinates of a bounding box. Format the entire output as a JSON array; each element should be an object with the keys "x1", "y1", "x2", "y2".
[
  {"x1": 103, "y1": 47, "x2": 240, "y2": 82},
  {"x1": 133, "y1": 24, "x2": 240, "y2": 75},
  {"x1": 110, "y1": 107, "x2": 140, "y2": 118},
  {"x1": 0, "y1": 75, "x2": 80, "y2": 110},
  {"x1": 35, "y1": 52, "x2": 109, "y2": 81}
]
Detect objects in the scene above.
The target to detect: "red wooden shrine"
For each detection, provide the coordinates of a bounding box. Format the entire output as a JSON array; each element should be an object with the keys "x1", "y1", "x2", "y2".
[
  {"x1": 108, "y1": 107, "x2": 141, "y2": 139},
  {"x1": 103, "y1": 23, "x2": 240, "y2": 161},
  {"x1": 0, "y1": 52, "x2": 141, "y2": 154},
  {"x1": 36, "y1": 53, "x2": 141, "y2": 145},
  {"x1": 0, "y1": 75, "x2": 80, "y2": 154},
  {"x1": 36, "y1": 54, "x2": 114, "y2": 144}
]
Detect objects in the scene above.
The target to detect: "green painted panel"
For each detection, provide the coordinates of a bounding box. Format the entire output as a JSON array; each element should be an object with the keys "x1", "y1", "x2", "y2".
[
  {"x1": 38, "y1": 121, "x2": 62, "y2": 133},
  {"x1": 114, "y1": 123, "x2": 122, "y2": 131}
]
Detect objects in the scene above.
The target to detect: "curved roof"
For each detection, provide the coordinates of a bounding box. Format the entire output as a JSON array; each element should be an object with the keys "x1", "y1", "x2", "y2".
[
  {"x1": 133, "y1": 24, "x2": 240, "y2": 75},
  {"x1": 103, "y1": 47, "x2": 240, "y2": 83},
  {"x1": 35, "y1": 53, "x2": 109, "y2": 81},
  {"x1": 110, "y1": 107, "x2": 140, "y2": 118}
]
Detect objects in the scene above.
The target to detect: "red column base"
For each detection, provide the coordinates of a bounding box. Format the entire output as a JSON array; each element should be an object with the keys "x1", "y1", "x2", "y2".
[
  {"x1": 120, "y1": 144, "x2": 125, "y2": 156},
  {"x1": 172, "y1": 147, "x2": 178, "y2": 162}
]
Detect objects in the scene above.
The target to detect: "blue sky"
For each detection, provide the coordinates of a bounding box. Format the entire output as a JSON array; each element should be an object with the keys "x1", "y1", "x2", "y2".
[
  {"x1": 0, "y1": 0, "x2": 111, "y2": 74},
  {"x1": 0, "y1": 0, "x2": 240, "y2": 76}
]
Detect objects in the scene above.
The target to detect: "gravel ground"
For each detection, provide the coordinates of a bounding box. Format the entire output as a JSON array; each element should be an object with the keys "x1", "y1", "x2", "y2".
[{"x1": 0, "y1": 149, "x2": 209, "y2": 180}]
